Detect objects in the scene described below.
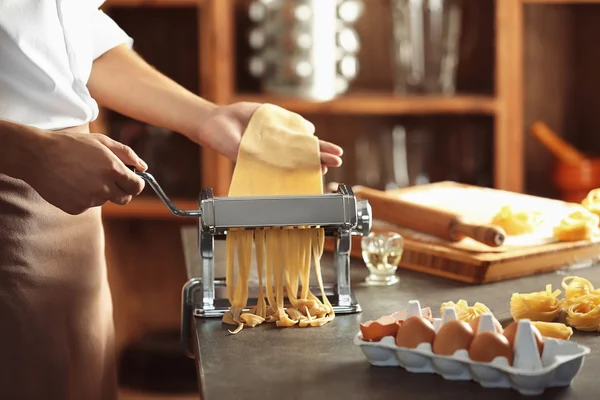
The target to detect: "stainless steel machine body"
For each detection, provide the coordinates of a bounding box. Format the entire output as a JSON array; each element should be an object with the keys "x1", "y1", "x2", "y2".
[{"x1": 136, "y1": 170, "x2": 372, "y2": 357}]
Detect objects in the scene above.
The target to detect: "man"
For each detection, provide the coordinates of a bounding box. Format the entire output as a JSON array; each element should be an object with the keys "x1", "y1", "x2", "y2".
[{"x1": 0, "y1": 1, "x2": 343, "y2": 399}]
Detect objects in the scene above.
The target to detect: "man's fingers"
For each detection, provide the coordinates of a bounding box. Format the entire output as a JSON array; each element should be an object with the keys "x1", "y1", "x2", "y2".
[
  {"x1": 114, "y1": 171, "x2": 145, "y2": 196},
  {"x1": 110, "y1": 189, "x2": 133, "y2": 206},
  {"x1": 96, "y1": 134, "x2": 148, "y2": 171},
  {"x1": 319, "y1": 140, "x2": 343, "y2": 157},
  {"x1": 321, "y1": 165, "x2": 328, "y2": 175},
  {"x1": 320, "y1": 153, "x2": 342, "y2": 168},
  {"x1": 109, "y1": 179, "x2": 136, "y2": 205},
  {"x1": 89, "y1": 197, "x2": 108, "y2": 209},
  {"x1": 94, "y1": 134, "x2": 146, "y2": 196},
  {"x1": 93, "y1": 182, "x2": 134, "y2": 206}
]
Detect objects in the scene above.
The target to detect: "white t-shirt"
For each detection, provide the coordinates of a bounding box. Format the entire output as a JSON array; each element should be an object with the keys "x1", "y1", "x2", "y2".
[{"x1": 0, "y1": 0, "x2": 133, "y2": 130}]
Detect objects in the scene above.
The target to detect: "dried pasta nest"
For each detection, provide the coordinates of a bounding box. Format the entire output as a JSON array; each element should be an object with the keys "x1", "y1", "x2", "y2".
[
  {"x1": 508, "y1": 276, "x2": 600, "y2": 332},
  {"x1": 440, "y1": 300, "x2": 491, "y2": 323},
  {"x1": 561, "y1": 276, "x2": 600, "y2": 332},
  {"x1": 510, "y1": 284, "x2": 562, "y2": 322}
]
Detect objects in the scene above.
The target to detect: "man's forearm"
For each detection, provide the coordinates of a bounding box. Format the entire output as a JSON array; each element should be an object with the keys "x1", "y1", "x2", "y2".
[
  {"x1": 87, "y1": 44, "x2": 217, "y2": 142},
  {"x1": 0, "y1": 120, "x2": 47, "y2": 180}
]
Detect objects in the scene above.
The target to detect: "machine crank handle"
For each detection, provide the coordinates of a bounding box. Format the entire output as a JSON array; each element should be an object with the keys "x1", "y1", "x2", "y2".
[{"x1": 126, "y1": 165, "x2": 202, "y2": 217}]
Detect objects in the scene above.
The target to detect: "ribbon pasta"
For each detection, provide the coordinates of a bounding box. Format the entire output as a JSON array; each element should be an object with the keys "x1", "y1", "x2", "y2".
[
  {"x1": 510, "y1": 284, "x2": 562, "y2": 322},
  {"x1": 490, "y1": 205, "x2": 544, "y2": 235},
  {"x1": 221, "y1": 104, "x2": 334, "y2": 334},
  {"x1": 561, "y1": 276, "x2": 600, "y2": 332},
  {"x1": 508, "y1": 276, "x2": 600, "y2": 332},
  {"x1": 553, "y1": 207, "x2": 599, "y2": 242}
]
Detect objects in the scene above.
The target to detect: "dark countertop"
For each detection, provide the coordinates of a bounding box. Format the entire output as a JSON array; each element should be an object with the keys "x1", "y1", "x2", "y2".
[{"x1": 193, "y1": 258, "x2": 600, "y2": 400}]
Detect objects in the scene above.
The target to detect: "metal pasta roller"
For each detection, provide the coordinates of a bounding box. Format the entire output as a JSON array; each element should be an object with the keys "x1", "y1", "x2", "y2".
[{"x1": 132, "y1": 168, "x2": 372, "y2": 357}]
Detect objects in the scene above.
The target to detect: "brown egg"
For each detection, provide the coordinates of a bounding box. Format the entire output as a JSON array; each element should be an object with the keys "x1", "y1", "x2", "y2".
[
  {"x1": 360, "y1": 315, "x2": 400, "y2": 342},
  {"x1": 469, "y1": 315, "x2": 503, "y2": 335},
  {"x1": 395, "y1": 316, "x2": 437, "y2": 349},
  {"x1": 433, "y1": 320, "x2": 474, "y2": 356},
  {"x1": 469, "y1": 331, "x2": 513, "y2": 365},
  {"x1": 503, "y1": 321, "x2": 544, "y2": 354}
]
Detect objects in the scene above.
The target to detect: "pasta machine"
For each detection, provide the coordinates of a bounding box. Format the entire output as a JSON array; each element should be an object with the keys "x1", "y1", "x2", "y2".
[{"x1": 133, "y1": 169, "x2": 372, "y2": 356}]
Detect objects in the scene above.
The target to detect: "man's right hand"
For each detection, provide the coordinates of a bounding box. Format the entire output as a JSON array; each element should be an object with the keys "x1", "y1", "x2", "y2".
[{"x1": 25, "y1": 131, "x2": 148, "y2": 215}]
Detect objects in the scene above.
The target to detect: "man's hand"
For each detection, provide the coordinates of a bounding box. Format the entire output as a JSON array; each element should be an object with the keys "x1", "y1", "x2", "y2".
[
  {"x1": 89, "y1": 46, "x2": 343, "y2": 173},
  {"x1": 192, "y1": 102, "x2": 344, "y2": 174},
  {"x1": 24, "y1": 131, "x2": 147, "y2": 215}
]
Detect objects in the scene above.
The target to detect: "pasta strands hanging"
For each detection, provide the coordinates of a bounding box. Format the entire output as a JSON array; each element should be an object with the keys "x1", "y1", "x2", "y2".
[
  {"x1": 225, "y1": 232, "x2": 236, "y2": 306},
  {"x1": 223, "y1": 225, "x2": 335, "y2": 332},
  {"x1": 221, "y1": 104, "x2": 334, "y2": 333},
  {"x1": 228, "y1": 230, "x2": 253, "y2": 334},
  {"x1": 254, "y1": 230, "x2": 267, "y2": 319}
]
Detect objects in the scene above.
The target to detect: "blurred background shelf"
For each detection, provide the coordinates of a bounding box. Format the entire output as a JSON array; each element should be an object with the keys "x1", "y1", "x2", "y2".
[{"x1": 231, "y1": 93, "x2": 497, "y2": 115}]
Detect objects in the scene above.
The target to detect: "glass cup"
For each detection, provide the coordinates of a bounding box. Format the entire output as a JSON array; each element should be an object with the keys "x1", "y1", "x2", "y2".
[
  {"x1": 390, "y1": 0, "x2": 474, "y2": 95},
  {"x1": 361, "y1": 232, "x2": 404, "y2": 286}
]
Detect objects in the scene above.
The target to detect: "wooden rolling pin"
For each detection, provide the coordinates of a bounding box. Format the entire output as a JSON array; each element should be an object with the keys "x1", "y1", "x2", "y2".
[
  {"x1": 352, "y1": 185, "x2": 506, "y2": 248},
  {"x1": 530, "y1": 121, "x2": 586, "y2": 165}
]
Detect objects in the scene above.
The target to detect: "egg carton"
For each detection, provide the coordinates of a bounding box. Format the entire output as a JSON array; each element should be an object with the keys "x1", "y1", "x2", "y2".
[{"x1": 354, "y1": 300, "x2": 591, "y2": 396}]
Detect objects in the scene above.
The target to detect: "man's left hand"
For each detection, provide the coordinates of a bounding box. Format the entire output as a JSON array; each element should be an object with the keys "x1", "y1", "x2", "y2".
[{"x1": 192, "y1": 102, "x2": 343, "y2": 174}]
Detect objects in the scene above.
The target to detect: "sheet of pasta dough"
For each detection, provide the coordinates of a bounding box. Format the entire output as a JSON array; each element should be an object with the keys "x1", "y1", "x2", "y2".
[{"x1": 228, "y1": 103, "x2": 323, "y2": 197}]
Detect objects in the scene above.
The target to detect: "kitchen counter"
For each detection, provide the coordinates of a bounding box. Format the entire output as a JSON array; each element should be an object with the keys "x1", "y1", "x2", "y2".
[{"x1": 192, "y1": 256, "x2": 600, "y2": 400}]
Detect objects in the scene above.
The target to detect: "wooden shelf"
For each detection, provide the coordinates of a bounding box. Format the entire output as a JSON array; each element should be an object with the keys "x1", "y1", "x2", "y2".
[
  {"x1": 104, "y1": 0, "x2": 205, "y2": 7},
  {"x1": 101, "y1": 197, "x2": 198, "y2": 221},
  {"x1": 231, "y1": 93, "x2": 497, "y2": 116}
]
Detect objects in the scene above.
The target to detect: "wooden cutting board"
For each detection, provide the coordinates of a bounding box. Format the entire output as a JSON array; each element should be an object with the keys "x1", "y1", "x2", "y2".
[{"x1": 324, "y1": 181, "x2": 600, "y2": 284}]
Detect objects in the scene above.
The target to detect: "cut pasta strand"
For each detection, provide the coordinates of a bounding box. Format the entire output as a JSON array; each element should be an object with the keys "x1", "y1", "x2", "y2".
[{"x1": 254, "y1": 230, "x2": 267, "y2": 319}]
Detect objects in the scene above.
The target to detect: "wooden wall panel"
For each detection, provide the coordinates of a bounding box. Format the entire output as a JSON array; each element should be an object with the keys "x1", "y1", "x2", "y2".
[
  {"x1": 108, "y1": 7, "x2": 200, "y2": 92},
  {"x1": 572, "y1": 5, "x2": 600, "y2": 156},
  {"x1": 104, "y1": 220, "x2": 190, "y2": 358},
  {"x1": 523, "y1": 4, "x2": 574, "y2": 198},
  {"x1": 522, "y1": 4, "x2": 600, "y2": 197}
]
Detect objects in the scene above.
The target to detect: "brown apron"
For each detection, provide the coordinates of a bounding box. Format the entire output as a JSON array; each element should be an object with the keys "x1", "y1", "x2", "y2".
[{"x1": 0, "y1": 125, "x2": 118, "y2": 399}]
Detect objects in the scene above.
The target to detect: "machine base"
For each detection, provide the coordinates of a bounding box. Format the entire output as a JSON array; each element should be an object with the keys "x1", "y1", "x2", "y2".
[
  {"x1": 187, "y1": 277, "x2": 362, "y2": 317},
  {"x1": 180, "y1": 277, "x2": 361, "y2": 356},
  {"x1": 195, "y1": 293, "x2": 361, "y2": 318}
]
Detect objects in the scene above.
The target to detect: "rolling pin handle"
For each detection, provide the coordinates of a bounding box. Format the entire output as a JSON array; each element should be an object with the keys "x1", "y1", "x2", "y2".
[{"x1": 451, "y1": 219, "x2": 506, "y2": 248}]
